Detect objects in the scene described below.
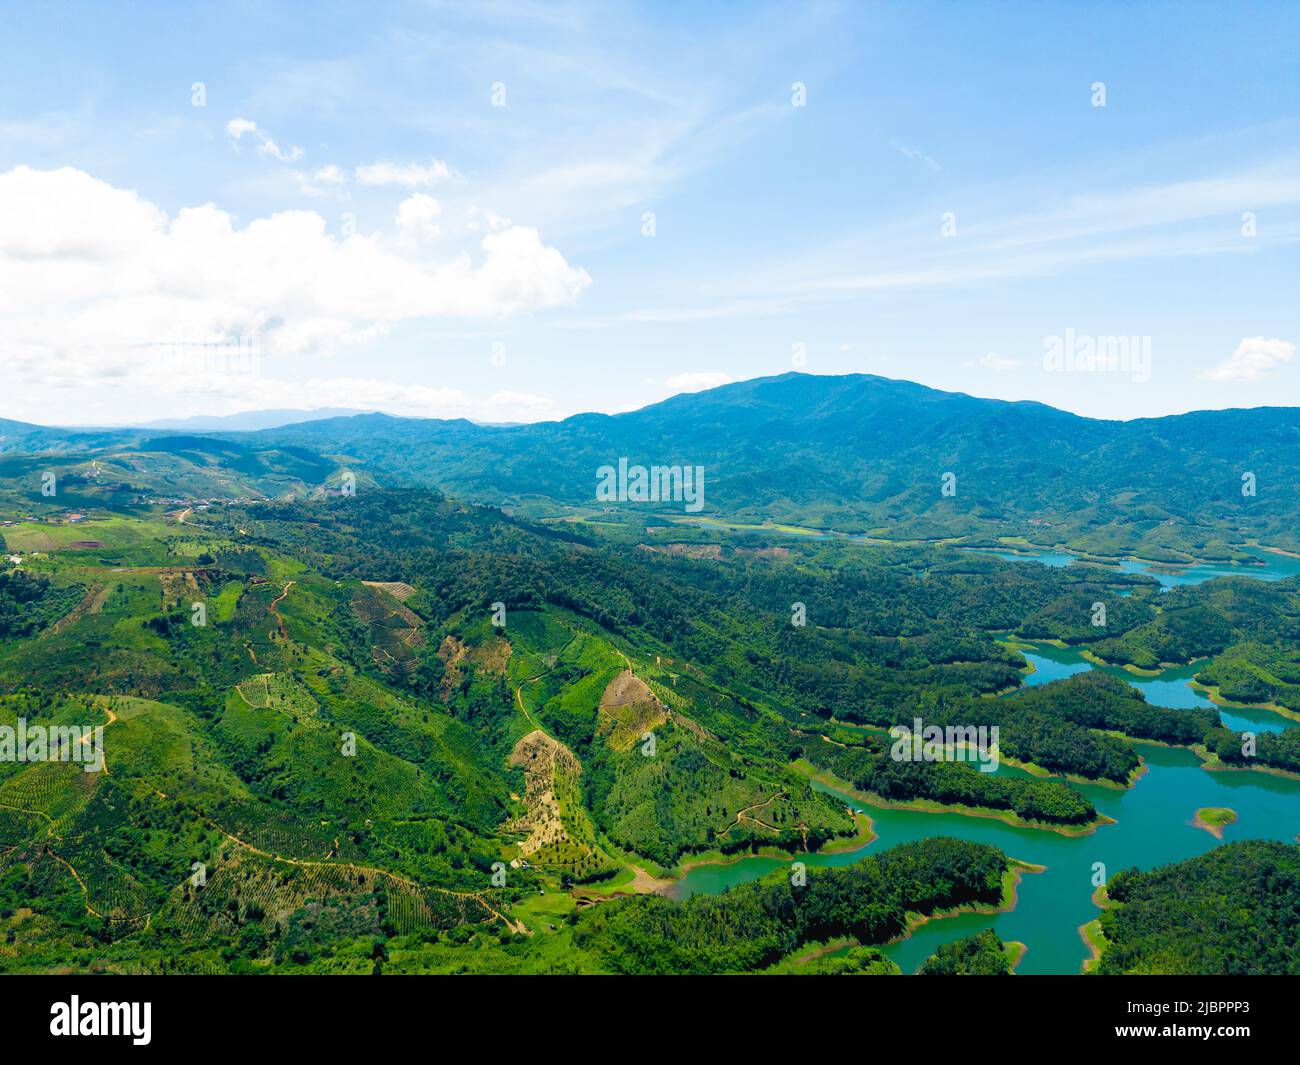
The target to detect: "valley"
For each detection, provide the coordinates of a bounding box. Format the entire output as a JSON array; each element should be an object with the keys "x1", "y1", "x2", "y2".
[{"x1": 2, "y1": 397, "x2": 1298, "y2": 975}]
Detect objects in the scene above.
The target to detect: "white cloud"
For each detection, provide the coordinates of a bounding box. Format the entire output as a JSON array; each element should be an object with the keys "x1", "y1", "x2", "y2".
[
  {"x1": 293, "y1": 164, "x2": 348, "y2": 197},
  {"x1": 396, "y1": 193, "x2": 442, "y2": 241},
  {"x1": 355, "y1": 159, "x2": 452, "y2": 187},
  {"x1": 0, "y1": 166, "x2": 591, "y2": 392},
  {"x1": 665, "y1": 372, "x2": 733, "y2": 392},
  {"x1": 312, "y1": 164, "x2": 346, "y2": 185},
  {"x1": 971, "y1": 352, "x2": 1022, "y2": 371},
  {"x1": 615, "y1": 162, "x2": 1300, "y2": 327},
  {"x1": 43, "y1": 367, "x2": 558, "y2": 424},
  {"x1": 225, "y1": 116, "x2": 302, "y2": 162},
  {"x1": 891, "y1": 141, "x2": 941, "y2": 172},
  {"x1": 235, "y1": 377, "x2": 469, "y2": 417},
  {"x1": 84, "y1": 374, "x2": 554, "y2": 424},
  {"x1": 1199, "y1": 337, "x2": 1295, "y2": 382}
]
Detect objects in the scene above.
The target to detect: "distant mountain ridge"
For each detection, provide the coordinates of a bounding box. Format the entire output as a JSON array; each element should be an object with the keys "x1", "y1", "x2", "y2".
[
  {"x1": 136, "y1": 408, "x2": 370, "y2": 431},
  {"x1": 4, "y1": 373, "x2": 1299, "y2": 556},
  {"x1": 245, "y1": 373, "x2": 1300, "y2": 554}
]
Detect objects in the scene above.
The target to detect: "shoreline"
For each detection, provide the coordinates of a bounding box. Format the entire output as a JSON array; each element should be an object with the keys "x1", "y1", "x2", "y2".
[
  {"x1": 1191, "y1": 806, "x2": 1237, "y2": 840},
  {"x1": 794, "y1": 759, "x2": 1112, "y2": 837},
  {"x1": 668, "y1": 809, "x2": 876, "y2": 879},
  {"x1": 888, "y1": 859, "x2": 1046, "y2": 947},
  {"x1": 997, "y1": 748, "x2": 1145, "y2": 791},
  {"x1": 1190, "y1": 681, "x2": 1300, "y2": 724},
  {"x1": 1193, "y1": 745, "x2": 1300, "y2": 782},
  {"x1": 1079, "y1": 885, "x2": 1112, "y2": 973}
]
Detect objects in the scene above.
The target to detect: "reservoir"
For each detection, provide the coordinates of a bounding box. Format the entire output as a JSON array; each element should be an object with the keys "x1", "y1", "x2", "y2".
[
  {"x1": 668, "y1": 540, "x2": 1300, "y2": 972},
  {"x1": 973, "y1": 544, "x2": 1300, "y2": 589},
  {"x1": 669, "y1": 725, "x2": 1300, "y2": 972}
]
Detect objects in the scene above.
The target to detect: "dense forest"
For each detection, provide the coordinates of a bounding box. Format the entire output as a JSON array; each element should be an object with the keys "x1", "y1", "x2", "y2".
[
  {"x1": 572, "y1": 837, "x2": 1009, "y2": 974},
  {"x1": 0, "y1": 478, "x2": 1297, "y2": 975},
  {"x1": 1098, "y1": 842, "x2": 1300, "y2": 975},
  {"x1": 0, "y1": 568, "x2": 83, "y2": 639},
  {"x1": 919, "y1": 929, "x2": 1014, "y2": 975},
  {"x1": 798, "y1": 733, "x2": 1098, "y2": 826}
]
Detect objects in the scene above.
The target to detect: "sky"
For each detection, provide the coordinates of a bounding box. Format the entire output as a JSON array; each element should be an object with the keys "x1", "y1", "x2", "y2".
[{"x1": 0, "y1": 0, "x2": 1297, "y2": 427}]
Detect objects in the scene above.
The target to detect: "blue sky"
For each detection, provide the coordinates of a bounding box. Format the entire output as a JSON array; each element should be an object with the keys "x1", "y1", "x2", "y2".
[{"x1": 1, "y1": 0, "x2": 1297, "y2": 426}]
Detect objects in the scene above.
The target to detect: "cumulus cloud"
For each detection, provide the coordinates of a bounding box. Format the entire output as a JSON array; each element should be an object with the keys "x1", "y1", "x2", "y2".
[
  {"x1": 664, "y1": 372, "x2": 733, "y2": 393},
  {"x1": 971, "y1": 352, "x2": 1022, "y2": 371},
  {"x1": 1199, "y1": 337, "x2": 1295, "y2": 382},
  {"x1": 0, "y1": 166, "x2": 591, "y2": 391},
  {"x1": 396, "y1": 193, "x2": 442, "y2": 241},
  {"x1": 355, "y1": 159, "x2": 452, "y2": 187},
  {"x1": 226, "y1": 117, "x2": 302, "y2": 162},
  {"x1": 312, "y1": 164, "x2": 346, "y2": 185},
  {"x1": 293, "y1": 164, "x2": 348, "y2": 197}
]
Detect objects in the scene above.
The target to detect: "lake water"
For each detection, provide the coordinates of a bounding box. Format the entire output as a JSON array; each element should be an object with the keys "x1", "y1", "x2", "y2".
[
  {"x1": 976, "y1": 545, "x2": 1300, "y2": 589},
  {"x1": 670, "y1": 732, "x2": 1300, "y2": 973},
  {"x1": 667, "y1": 544, "x2": 1300, "y2": 972},
  {"x1": 1018, "y1": 642, "x2": 1293, "y2": 734}
]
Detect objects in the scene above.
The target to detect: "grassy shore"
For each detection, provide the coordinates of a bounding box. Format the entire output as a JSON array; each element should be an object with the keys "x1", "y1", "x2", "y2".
[
  {"x1": 792, "y1": 758, "x2": 1112, "y2": 837},
  {"x1": 997, "y1": 745, "x2": 1147, "y2": 790},
  {"x1": 1192, "y1": 744, "x2": 1300, "y2": 781},
  {"x1": 891, "y1": 859, "x2": 1046, "y2": 945},
  {"x1": 1078, "y1": 884, "x2": 1113, "y2": 973},
  {"x1": 1192, "y1": 806, "x2": 1238, "y2": 839},
  {"x1": 1190, "y1": 680, "x2": 1300, "y2": 724},
  {"x1": 666, "y1": 809, "x2": 876, "y2": 880}
]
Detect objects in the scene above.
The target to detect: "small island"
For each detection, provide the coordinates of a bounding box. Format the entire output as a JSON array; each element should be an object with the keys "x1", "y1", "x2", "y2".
[
  {"x1": 1193, "y1": 807, "x2": 1238, "y2": 839},
  {"x1": 918, "y1": 929, "x2": 1025, "y2": 975}
]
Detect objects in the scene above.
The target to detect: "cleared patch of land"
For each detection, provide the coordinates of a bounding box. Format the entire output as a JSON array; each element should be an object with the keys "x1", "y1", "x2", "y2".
[
  {"x1": 636, "y1": 542, "x2": 722, "y2": 560},
  {"x1": 361, "y1": 579, "x2": 416, "y2": 601},
  {"x1": 597, "y1": 669, "x2": 669, "y2": 752}
]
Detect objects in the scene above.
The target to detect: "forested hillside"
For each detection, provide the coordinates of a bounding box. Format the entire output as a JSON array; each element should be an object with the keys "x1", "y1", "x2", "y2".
[
  {"x1": 1096, "y1": 842, "x2": 1300, "y2": 975},
  {"x1": 1, "y1": 472, "x2": 1297, "y2": 973},
  {"x1": 6, "y1": 373, "x2": 1300, "y2": 560},
  {"x1": 251, "y1": 373, "x2": 1300, "y2": 557}
]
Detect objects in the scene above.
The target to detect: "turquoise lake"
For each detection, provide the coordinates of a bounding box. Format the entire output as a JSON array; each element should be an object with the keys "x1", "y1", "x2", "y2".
[{"x1": 668, "y1": 544, "x2": 1300, "y2": 973}]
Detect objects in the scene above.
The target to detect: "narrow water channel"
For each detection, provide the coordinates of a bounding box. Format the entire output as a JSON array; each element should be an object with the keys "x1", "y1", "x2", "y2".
[{"x1": 667, "y1": 546, "x2": 1300, "y2": 973}]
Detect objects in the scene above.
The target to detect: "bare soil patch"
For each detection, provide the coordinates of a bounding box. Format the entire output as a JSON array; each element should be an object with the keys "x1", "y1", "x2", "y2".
[
  {"x1": 361, "y1": 580, "x2": 416, "y2": 601},
  {"x1": 504, "y1": 730, "x2": 583, "y2": 859},
  {"x1": 637, "y1": 542, "x2": 723, "y2": 560}
]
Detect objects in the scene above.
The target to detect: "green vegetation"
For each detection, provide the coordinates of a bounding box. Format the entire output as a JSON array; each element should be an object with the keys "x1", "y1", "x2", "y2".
[
  {"x1": 1097, "y1": 842, "x2": 1300, "y2": 974},
  {"x1": 1, "y1": 434, "x2": 1297, "y2": 975},
  {"x1": 797, "y1": 736, "x2": 1098, "y2": 826},
  {"x1": 1195, "y1": 641, "x2": 1300, "y2": 715},
  {"x1": 1192, "y1": 807, "x2": 1237, "y2": 838},
  {"x1": 240, "y1": 372, "x2": 1300, "y2": 558},
  {"x1": 0, "y1": 568, "x2": 84, "y2": 638},
  {"x1": 919, "y1": 929, "x2": 1015, "y2": 974},
  {"x1": 791, "y1": 945, "x2": 899, "y2": 975},
  {"x1": 572, "y1": 837, "x2": 1010, "y2": 974},
  {"x1": 1204, "y1": 724, "x2": 1300, "y2": 775}
]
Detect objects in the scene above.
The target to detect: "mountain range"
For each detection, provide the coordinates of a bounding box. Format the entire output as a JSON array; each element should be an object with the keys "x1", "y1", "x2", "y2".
[
  {"x1": 4, "y1": 373, "x2": 1299, "y2": 557},
  {"x1": 135, "y1": 408, "x2": 369, "y2": 432}
]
